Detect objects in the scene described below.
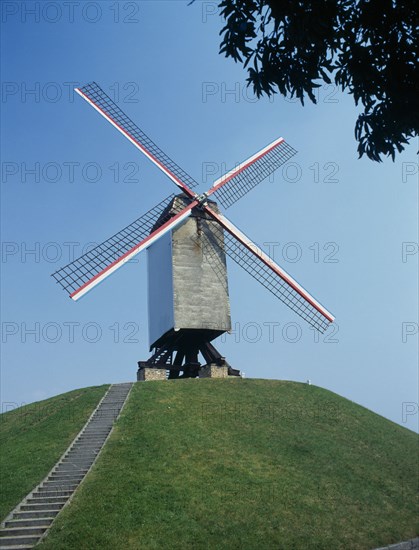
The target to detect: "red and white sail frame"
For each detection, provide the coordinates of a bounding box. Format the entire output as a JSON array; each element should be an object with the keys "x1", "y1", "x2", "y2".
[
  {"x1": 203, "y1": 206, "x2": 335, "y2": 323},
  {"x1": 208, "y1": 136, "x2": 285, "y2": 195},
  {"x1": 70, "y1": 199, "x2": 198, "y2": 301},
  {"x1": 75, "y1": 87, "x2": 196, "y2": 200}
]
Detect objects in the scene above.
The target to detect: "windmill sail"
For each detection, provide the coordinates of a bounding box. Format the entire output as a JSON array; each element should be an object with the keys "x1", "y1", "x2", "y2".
[
  {"x1": 75, "y1": 82, "x2": 197, "y2": 196},
  {"x1": 203, "y1": 206, "x2": 334, "y2": 333},
  {"x1": 208, "y1": 138, "x2": 297, "y2": 208},
  {"x1": 52, "y1": 195, "x2": 197, "y2": 301}
]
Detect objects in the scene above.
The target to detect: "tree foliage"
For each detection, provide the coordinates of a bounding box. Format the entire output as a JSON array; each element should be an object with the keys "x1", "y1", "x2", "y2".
[{"x1": 215, "y1": 0, "x2": 418, "y2": 161}]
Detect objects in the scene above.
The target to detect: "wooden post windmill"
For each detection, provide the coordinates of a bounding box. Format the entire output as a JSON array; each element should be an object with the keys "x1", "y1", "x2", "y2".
[{"x1": 52, "y1": 82, "x2": 335, "y2": 380}]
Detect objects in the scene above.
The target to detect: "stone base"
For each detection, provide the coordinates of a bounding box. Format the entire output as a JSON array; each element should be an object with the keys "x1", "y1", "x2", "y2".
[
  {"x1": 137, "y1": 368, "x2": 166, "y2": 381},
  {"x1": 199, "y1": 364, "x2": 229, "y2": 379}
]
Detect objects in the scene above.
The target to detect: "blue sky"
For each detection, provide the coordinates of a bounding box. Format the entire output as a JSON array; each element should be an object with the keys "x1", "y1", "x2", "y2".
[{"x1": 1, "y1": 1, "x2": 418, "y2": 432}]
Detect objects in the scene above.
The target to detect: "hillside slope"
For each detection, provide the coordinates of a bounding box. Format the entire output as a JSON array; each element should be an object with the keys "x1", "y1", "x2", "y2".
[
  {"x1": 0, "y1": 385, "x2": 109, "y2": 520},
  {"x1": 26, "y1": 380, "x2": 419, "y2": 549}
]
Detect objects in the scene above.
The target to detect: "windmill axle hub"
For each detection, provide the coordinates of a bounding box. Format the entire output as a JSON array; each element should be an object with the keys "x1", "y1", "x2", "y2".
[{"x1": 196, "y1": 192, "x2": 209, "y2": 206}]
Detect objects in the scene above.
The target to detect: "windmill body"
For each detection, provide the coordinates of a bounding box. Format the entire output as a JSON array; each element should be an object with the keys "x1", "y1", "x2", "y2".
[
  {"x1": 146, "y1": 195, "x2": 233, "y2": 378},
  {"x1": 148, "y1": 195, "x2": 231, "y2": 350},
  {"x1": 52, "y1": 82, "x2": 335, "y2": 380}
]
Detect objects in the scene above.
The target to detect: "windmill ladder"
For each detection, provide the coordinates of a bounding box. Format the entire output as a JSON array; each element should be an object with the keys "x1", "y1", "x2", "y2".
[{"x1": 0, "y1": 382, "x2": 133, "y2": 549}]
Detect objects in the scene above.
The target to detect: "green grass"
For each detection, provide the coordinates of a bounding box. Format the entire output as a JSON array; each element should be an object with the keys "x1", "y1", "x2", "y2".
[
  {"x1": 0, "y1": 384, "x2": 108, "y2": 520},
  {"x1": 28, "y1": 379, "x2": 419, "y2": 549}
]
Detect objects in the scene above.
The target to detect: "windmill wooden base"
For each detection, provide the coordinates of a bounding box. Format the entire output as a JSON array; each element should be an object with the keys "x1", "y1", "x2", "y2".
[{"x1": 137, "y1": 329, "x2": 240, "y2": 380}]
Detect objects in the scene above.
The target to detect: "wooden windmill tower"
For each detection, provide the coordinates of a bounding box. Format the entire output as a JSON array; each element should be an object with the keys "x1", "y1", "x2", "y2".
[
  {"x1": 52, "y1": 83, "x2": 335, "y2": 379},
  {"x1": 145, "y1": 195, "x2": 232, "y2": 378}
]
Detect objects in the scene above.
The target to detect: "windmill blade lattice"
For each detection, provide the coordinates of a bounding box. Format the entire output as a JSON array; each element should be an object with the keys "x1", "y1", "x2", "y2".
[
  {"x1": 52, "y1": 194, "x2": 178, "y2": 296},
  {"x1": 222, "y1": 232, "x2": 332, "y2": 333},
  {"x1": 202, "y1": 205, "x2": 334, "y2": 333},
  {"x1": 209, "y1": 139, "x2": 297, "y2": 208},
  {"x1": 76, "y1": 82, "x2": 199, "y2": 192}
]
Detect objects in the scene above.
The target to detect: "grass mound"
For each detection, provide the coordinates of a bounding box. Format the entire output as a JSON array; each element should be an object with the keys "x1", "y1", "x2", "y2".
[
  {"x1": 38, "y1": 379, "x2": 418, "y2": 549},
  {"x1": 0, "y1": 384, "x2": 108, "y2": 520}
]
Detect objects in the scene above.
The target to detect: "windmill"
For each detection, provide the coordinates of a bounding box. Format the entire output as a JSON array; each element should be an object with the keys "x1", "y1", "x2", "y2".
[{"x1": 52, "y1": 82, "x2": 335, "y2": 380}]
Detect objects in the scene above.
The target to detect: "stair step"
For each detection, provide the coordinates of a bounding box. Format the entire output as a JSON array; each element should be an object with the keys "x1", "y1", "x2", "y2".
[
  {"x1": 80, "y1": 430, "x2": 111, "y2": 439},
  {"x1": 0, "y1": 534, "x2": 40, "y2": 546},
  {"x1": 49, "y1": 472, "x2": 84, "y2": 478},
  {"x1": 76, "y1": 437, "x2": 106, "y2": 447},
  {"x1": 13, "y1": 511, "x2": 59, "y2": 519},
  {"x1": 72, "y1": 439, "x2": 105, "y2": 449},
  {"x1": 76, "y1": 437, "x2": 106, "y2": 441},
  {"x1": 83, "y1": 426, "x2": 111, "y2": 429},
  {"x1": 74, "y1": 442, "x2": 105, "y2": 446},
  {"x1": 63, "y1": 457, "x2": 96, "y2": 462},
  {"x1": 58, "y1": 465, "x2": 93, "y2": 470},
  {"x1": 71, "y1": 444, "x2": 101, "y2": 449},
  {"x1": 70, "y1": 445, "x2": 102, "y2": 450},
  {"x1": 71, "y1": 447, "x2": 102, "y2": 451},
  {"x1": 46, "y1": 476, "x2": 82, "y2": 482},
  {"x1": 36, "y1": 485, "x2": 75, "y2": 492},
  {"x1": 60, "y1": 461, "x2": 94, "y2": 466},
  {"x1": 20, "y1": 503, "x2": 63, "y2": 512},
  {"x1": 48, "y1": 475, "x2": 84, "y2": 482},
  {"x1": 39, "y1": 488, "x2": 80, "y2": 497},
  {"x1": 41, "y1": 483, "x2": 79, "y2": 491},
  {"x1": 34, "y1": 490, "x2": 73, "y2": 498},
  {"x1": 70, "y1": 442, "x2": 102, "y2": 445},
  {"x1": 65, "y1": 451, "x2": 98, "y2": 456},
  {"x1": 5, "y1": 518, "x2": 54, "y2": 528},
  {"x1": 87, "y1": 424, "x2": 113, "y2": 428},
  {"x1": 63, "y1": 459, "x2": 95, "y2": 464},
  {"x1": 0, "y1": 545, "x2": 33, "y2": 549},
  {"x1": 64, "y1": 450, "x2": 100, "y2": 454},
  {"x1": 70, "y1": 448, "x2": 101, "y2": 452},
  {"x1": 54, "y1": 466, "x2": 88, "y2": 472},
  {"x1": 27, "y1": 496, "x2": 69, "y2": 504},
  {"x1": 52, "y1": 470, "x2": 87, "y2": 476},
  {"x1": 0, "y1": 527, "x2": 47, "y2": 537},
  {"x1": 67, "y1": 447, "x2": 99, "y2": 452}
]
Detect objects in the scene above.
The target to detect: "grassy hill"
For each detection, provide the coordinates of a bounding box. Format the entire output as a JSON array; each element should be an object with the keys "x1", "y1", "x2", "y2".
[
  {"x1": 30, "y1": 379, "x2": 419, "y2": 550},
  {"x1": 0, "y1": 385, "x2": 109, "y2": 520}
]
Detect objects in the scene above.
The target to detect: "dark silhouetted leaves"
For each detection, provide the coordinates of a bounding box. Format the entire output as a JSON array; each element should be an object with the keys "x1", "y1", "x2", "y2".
[{"x1": 202, "y1": 0, "x2": 419, "y2": 161}]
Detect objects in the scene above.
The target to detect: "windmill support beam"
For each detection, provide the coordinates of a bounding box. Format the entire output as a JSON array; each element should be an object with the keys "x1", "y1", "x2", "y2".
[{"x1": 137, "y1": 329, "x2": 240, "y2": 380}]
